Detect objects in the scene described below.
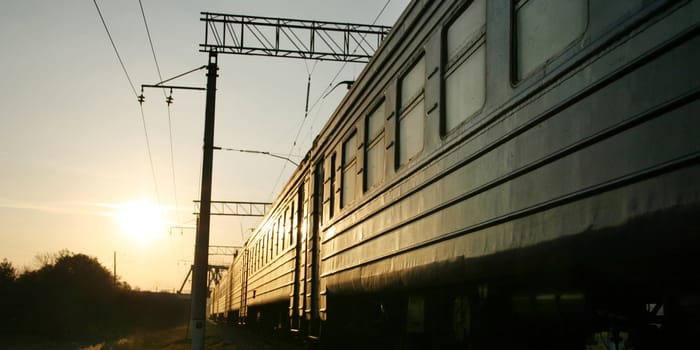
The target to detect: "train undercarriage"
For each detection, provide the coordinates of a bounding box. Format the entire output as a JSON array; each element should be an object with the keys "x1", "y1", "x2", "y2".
[{"x1": 318, "y1": 208, "x2": 700, "y2": 349}]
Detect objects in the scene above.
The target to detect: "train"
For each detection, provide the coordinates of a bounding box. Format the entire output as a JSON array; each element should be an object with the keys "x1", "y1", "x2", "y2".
[{"x1": 210, "y1": 0, "x2": 700, "y2": 348}]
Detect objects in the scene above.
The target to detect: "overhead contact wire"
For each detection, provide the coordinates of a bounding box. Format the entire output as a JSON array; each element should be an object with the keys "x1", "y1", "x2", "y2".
[
  {"x1": 297, "y1": 0, "x2": 392, "y2": 146},
  {"x1": 269, "y1": 1, "x2": 392, "y2": 200},
  {"x1": 306, "y1": 0, "x2": 392, "y2": 116}
]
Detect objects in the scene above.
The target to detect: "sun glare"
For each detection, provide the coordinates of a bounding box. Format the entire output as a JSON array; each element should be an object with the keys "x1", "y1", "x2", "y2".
[{"x1": 114, "y1": 201, "x2": 166, "y2": 244}]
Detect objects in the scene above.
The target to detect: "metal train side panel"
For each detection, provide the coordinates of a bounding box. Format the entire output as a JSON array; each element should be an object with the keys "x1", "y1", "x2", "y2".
[
  {"x1": 212, "y1": 0, "x2": 699, "y2": 347},
  {"x1": 319, "y1": 0, "x2": 700, "y2": 294}
]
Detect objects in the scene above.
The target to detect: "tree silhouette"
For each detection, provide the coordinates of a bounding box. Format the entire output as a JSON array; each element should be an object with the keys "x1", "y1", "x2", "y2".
[
  {"x1": 1, "y1": 251, "x2": 189, "y2": 342},
  {"x1": 0, "y1": 258, "x2": 18, "y2": 333},
  {"x1": 0, "y1": 258, "x2": 16, "y2": 286}
]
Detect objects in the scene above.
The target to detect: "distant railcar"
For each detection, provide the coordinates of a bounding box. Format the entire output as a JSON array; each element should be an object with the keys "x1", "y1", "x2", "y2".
[{"x1": 210, "y1": 0, "x2": 700, "y2": 348}]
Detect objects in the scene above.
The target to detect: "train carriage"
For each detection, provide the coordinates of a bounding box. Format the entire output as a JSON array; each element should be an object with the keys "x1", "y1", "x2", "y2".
[{"x1": 211, "y1": 0, "x2": 700, "y2": 348}]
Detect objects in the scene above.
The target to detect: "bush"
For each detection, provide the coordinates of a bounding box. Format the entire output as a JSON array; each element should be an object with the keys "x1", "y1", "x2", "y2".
[{"x1": 0, "y1": 251, "x2": 189, "y2": 341}]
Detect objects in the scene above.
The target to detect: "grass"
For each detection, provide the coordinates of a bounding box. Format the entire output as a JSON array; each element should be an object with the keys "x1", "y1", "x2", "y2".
[
  {"x1": 2, "y1": 321, "x2": 303, "y2": 350},
  {"x1": 84, "y1": 325, "x2": 241, "y2": 350}
]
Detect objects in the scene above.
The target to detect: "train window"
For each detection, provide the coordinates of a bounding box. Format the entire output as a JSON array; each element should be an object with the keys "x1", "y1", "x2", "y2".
[
  {"x1": 444, "y1": 0, "x2": 486, "y2": 132},
  {"x1": 398, "y1": 56, "x2": 425, "y2": 167},
  {"x1": 270, "y1": 224, "x2": 275, "y2": 258},
  {"x1": 260, "y1": 238, "x2": 264, "y2": 265},
  {"x1": 255, "y1": 242, "x2": 259, "y2": 271},
  {"x1": 329, "y1": 154, "x2": 336, "y2": 218},
  {"x1": 266, "y1": 232, "x2": 269, "y2": 259},
  {"x1": 287, "y1": 203, "x2": 294, "y2": 248},
  {"x1": 446, "y1": 0, "x2": 485, "y2": 60},
  {"x1": 401, "y1": 57, "x2": 425, "y2": 106},
  {"x1": 514, "y1": 0, "x2": 588, "y2": 80},
  {"x1": 262, "y1": 232, "x2": 267, "y2": 264},
  {"x1": 263, "y1": 233, "x2": 267, "y2": 264},
  {"x1": 268, "y1": 230, "x2": 273, "y2": 261},
  {"x1": 277, "y1": 215, "x2": 283, "y2": 255},
  {"x1": 282, "y1": 208, "x2": 287, "y2": 250},
  {"x1": 275, "y1": 220, "x2": 280, "y2": 254},
  {"x1": 341, "y1": 132, "x2": 357, "y2": 208},
  {"x1": 398, "y1": 100, "x2": 425, "y2": 166},
  {"x1": 315, "y1": 160, "x2": 324, "y2": 227},
  {"x1": 365, "y1": 101, "x2": 385, "y2": 191}
]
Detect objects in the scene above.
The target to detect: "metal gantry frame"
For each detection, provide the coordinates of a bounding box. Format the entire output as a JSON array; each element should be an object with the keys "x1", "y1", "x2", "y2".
[
  {"x1": 193, "y1": 200, "x2": 272, "y2": 217},
  {"x1": 177, "y1": 264, "x2": 231, "y2": 295},
  {"x1": 176, "y1": 245, "x2": 240, "y2": 295},
  {"x1": 200, "y1": 13, "x2": 391, "y2": 62}
]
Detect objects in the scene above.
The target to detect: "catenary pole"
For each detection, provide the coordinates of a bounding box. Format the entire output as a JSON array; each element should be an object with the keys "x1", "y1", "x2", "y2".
[{"x1": 191, "y1": 52, "x2": 218, "y2": 350}]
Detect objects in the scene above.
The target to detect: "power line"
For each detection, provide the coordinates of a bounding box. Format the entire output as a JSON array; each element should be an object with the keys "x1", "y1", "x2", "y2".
[
  {"x1": 93, "y1": 0, "x2": 160, "y2": 202},
  {"x1": 292, "y1": 0, "x2": 393, "y2": 153},
  {"x1": 139, "y1": 0, "x2": 179, "y2": 217},
  {"x1": 215, "y1": 146, "x2": 300, "y2": 166},
  {"x1": 139, "y1": 0, "x2": 164, "y2": 82},
  {"x1": 93, "y1": 0, "x2": 138, "y2": 96},
  {"x1": 139, "y1": 65, "x2": 208, "y2": 216},
  {"x1": 166, "y1": 106, "x2": 179, "y2": 218},
  {"x1": 139, "y1": 104, "x2": 161, "y2": 203},
  {"x1": 268, "y1": 0, "x2": 393, "y2": 199},
  {"x1": 306, "y1": 0, "x2": 392, "y2": 118}
]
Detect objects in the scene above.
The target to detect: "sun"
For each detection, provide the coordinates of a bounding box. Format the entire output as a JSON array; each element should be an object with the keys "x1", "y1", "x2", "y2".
[{"x1": 114, "y1": 200, "x2": 167, "y2": 244}]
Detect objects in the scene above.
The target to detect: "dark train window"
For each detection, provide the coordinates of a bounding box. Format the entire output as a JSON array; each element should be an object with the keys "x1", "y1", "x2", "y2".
[
  {"x1": 287, "y1": 203, "x2": 294, "y2": 248},
  {"x1": 397, "y1": 56, "x2": 425, "y2": 167},
  {"x1": 315, "y1": 162, "x2": 324, "y2": 228},
  {"x1": 277, "y1": 215, "x2": 283, "y2": 255},
  {"x1": 514, "y1": 0, "x2": 588, "y2": 80},
  {"x1": 365, "y1": 100, "x2": 385, "y2": 191},
  {"x1": 255, "y1": 242, "x2": 259, "y2": 271},
  {"x1": 263, "y1": 232, "x2": 268, "y2": 264},
  {"x1": 262, "y1": 234, "x2": 267, "y2": 265},
  {"x1": 341, "y1": 132, "x2": 357, "y2": 208},
  {"x1": 268, "y1": 230, "x2": 273, "y2": 262},
  {"x1": 329, "y1": 154, "x2": 336, "y2": 218},
  {"x1": 262, "y1": 237, "x2": 265, "y2": 264},
  {"x1": 282, "y1": 208, "x2": 288, "y2": 250},
  {"x1": 269, "y1": 224, "x2": 274, "y2": 259},
  {"x1": 277, "y1": 214, "x2": 283, "y2": 252},
  {"x1": 444, "y1": 0, "x2": 486, "y2": 132}
]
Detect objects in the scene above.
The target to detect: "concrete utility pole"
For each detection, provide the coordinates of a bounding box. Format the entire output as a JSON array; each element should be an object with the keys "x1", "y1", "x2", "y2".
[{"x1": 191, "y1": 52, "x2": 218, "y2": 350}]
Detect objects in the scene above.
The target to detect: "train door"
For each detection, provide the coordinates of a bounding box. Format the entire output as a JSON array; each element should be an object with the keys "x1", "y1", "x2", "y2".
[
  {"x1": 306, "y1": 160, "x2": 324, "y2": 338},
  {"x1": 290, "y1": 184, "x2": 305, "y2": 332},
  {"x1": 239, "y1": 248, "x2": 249, "y2": 324}
]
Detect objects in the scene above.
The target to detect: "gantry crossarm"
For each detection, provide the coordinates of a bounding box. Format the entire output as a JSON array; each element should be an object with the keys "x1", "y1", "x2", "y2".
[
  {"x1": 200, "y1": 12, "x2": 391, "y2": 63},
  {"x1": 193, "y1": 200, "x2": 272, "y2": 217}
]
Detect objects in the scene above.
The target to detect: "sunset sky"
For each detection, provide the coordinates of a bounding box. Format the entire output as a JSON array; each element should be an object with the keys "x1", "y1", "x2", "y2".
[{"x1": 0, "y1": 0, "x2": 409, "y2": 292}]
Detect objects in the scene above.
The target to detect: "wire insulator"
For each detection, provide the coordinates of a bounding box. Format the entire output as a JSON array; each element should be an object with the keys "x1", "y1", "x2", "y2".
[{"x1": 166, "y1": 89, "x2": 174, "y2": 105}]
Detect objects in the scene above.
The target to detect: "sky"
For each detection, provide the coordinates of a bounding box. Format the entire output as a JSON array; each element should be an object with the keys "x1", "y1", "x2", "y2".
[{"x1": 0, "y1": 0, "x2": 409, "y2": 292}]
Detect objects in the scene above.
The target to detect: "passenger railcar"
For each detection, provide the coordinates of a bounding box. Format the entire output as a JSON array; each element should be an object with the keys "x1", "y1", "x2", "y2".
[{"x1": 211, "y1": 0, "x2": 700, "y2": 348}]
